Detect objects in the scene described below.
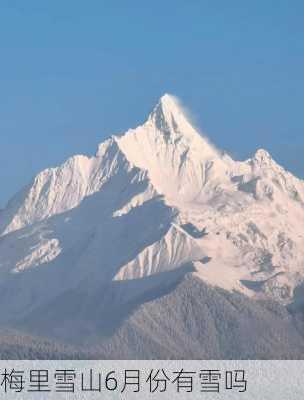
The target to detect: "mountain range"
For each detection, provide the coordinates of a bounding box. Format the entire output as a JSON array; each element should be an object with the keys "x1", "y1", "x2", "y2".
[{"x1": 1, "y1": 94, "x2": 304, "y2": 359}]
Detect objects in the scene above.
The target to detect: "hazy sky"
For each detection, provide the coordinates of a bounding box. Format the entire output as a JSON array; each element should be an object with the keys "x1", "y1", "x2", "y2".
[{"x1": 1, "y1": 1, "x2": 303, "y2": 206}]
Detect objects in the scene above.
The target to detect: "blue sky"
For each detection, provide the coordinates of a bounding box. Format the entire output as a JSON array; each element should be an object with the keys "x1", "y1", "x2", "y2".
[{"x1": 0, "y1": 1, "x2": 303, "y2": 207}]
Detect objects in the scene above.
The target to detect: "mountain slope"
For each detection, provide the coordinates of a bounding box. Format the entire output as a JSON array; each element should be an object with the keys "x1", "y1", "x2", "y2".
[{"x1": 6, "y1": 274, "x2": 304, "y2": 359}]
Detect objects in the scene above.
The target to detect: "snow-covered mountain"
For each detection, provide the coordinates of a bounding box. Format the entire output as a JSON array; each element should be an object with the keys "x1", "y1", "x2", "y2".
[{"x1": 0, "y1": 94, "x2": 304, "y2": 358}]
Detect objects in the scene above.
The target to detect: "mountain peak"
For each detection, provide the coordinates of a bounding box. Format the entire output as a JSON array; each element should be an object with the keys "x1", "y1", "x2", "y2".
[
  {"x1": 148, "y1": 93, "x2": 196, "y2": 138},
  {"x1": 251, "y1": 148, "x2": 276, "y2": 168},
  {"x1": 254, "y1": 148, "x2": 272, "y2": 161},
  {"x1": 158, "y1": 93, "x2": 180, "y2": 111}
]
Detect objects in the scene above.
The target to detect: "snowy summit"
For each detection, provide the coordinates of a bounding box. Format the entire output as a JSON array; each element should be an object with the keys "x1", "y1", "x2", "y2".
[{"x1": 0, "y1": 94, "x2": 303, "y2": 331}]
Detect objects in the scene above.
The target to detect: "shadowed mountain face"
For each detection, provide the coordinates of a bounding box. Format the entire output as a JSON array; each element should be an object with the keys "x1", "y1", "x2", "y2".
[{"x1": 0, "y1": 95, "x2": 304, "y2": 359}]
